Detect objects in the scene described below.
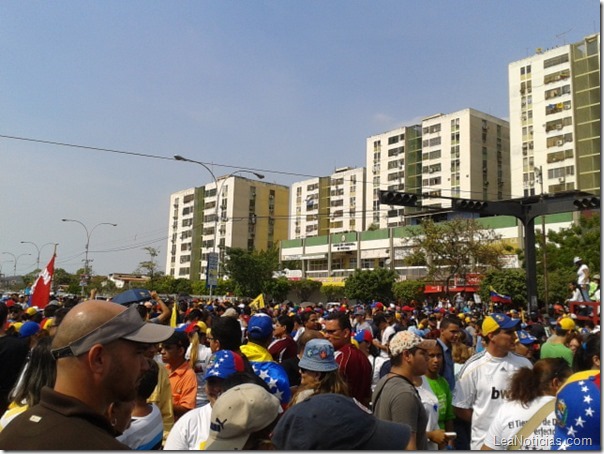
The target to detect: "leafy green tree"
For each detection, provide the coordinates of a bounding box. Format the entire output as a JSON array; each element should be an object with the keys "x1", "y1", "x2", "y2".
[
  {"x1": 223, "y1": 247, "x2": 279, "y2": 297},
  {"x1": 344, "y1": 268, "x2": 398, "y2": 304},
  {"x1": 320, "y1": 284, "x2": 345, "y2": 302},
  {"x1": 265, "y1": 276, "x2": 291, "y2": 303},
  {"x1": 290, "y1": 279, "x2": 322, "y2": 302},
  {"x1": 392, "y1": 279, "x2": 426, "y2": 304},
  {"x1": 154, "y1": 275, "x2": 176, "y2": 294},
  {"x1": 405, "y1": 218, "x2": 507, "y2": 294},
  {"x1": 173, "y1": 278, "x2": 193, "y2": 295},
  {"x1": 478, "y1": 268, "x2": 527, "y2": 309},
  {"x1": 135, "y1": 247, "x2": 161, "y2": 290}
]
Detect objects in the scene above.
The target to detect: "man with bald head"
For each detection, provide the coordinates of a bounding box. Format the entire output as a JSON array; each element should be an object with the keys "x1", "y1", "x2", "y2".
[{"x1": 0, "y1": 300, "x2": 173, "y2": 450}]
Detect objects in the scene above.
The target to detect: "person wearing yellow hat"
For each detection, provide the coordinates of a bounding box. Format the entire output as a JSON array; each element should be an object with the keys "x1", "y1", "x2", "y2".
[
  {"x1": 452, "y1": 313, "x2": 531, "y2": 450},
  {"x1": 539, "y1": 317, "x2": 575, "y2": 367}
]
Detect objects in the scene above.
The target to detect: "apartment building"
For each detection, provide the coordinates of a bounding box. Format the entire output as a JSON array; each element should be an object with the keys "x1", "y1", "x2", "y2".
[
  {"x1": 508, "y1": 33, "x2": 600, "y2": 198},
  {"x1": 289, "y1": 167, "x2": 366, "y2": 240},
  {"x1": 166, "y1": 176, "x2": 290, "y2": 281},
  {"x1": 366, "y1": 109, "x2": 510, "y2": 229}
]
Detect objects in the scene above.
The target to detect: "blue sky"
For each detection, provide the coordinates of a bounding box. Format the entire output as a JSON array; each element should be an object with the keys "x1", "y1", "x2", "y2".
[{"x1": 0, "y1": 0, "x2": 599, "y2": 277}]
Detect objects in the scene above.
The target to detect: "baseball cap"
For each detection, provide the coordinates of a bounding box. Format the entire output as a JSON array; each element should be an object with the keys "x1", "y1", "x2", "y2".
[
  {"x1": 482, "y1": 313, "x2": 521, "y2": 337},
  {"x1": 516, "y1": 330, "x2": 537, "y2": 345},
  {"x1": 204, "y1": 350, "x2": 245, "y2": 380},
  {"x1": 371, "y1": 302, "x2": 384, "y2": 310},
  {"x1": 51, "y1": 304, "x2": 174, "y2": 359},
  {"x1": 25, "y1": 307, "x2": 39, "y2": 316},
  {"x1": 272, "y1": 393, "x2": 411, "y2": 449},
  {"x1": 247, "y1": 313, "x2": 273, "y2": 341},
  {"x1": 299, "y1": 338, "x2": 338, "y2": 373},
  {"x1": 222, "y1": 307, "x2": 238, "y2": 318},
  {"x1": 593, "y1": 274, "x2": 600, "y2": 280},
  {"x1": 389, "y1": 331, "x2": 437, "y2": 357},
  {"x1": 353, "y1": 307, "x2": 365, "y2": 316},
  {"x1": 354, "y1": 330, "x2": 373, "y2": 344},
  {"x1": 557, "y1": 317, "x2": 576, "y2": 331},
  {"x1": 205, "y1": 383, "x2": 280, "y2": 450},
  {"x1": 552, "y1": 370, "x2": 600, "y2": 450},
  {"x1": 19, "y1": 320, "x2": 40, "y2": 338},
  {"x1": 573, "y1": 256, "x2": 582, "y2": 264}
]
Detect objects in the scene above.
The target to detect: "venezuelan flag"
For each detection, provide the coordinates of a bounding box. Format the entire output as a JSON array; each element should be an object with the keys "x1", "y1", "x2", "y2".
[{"x1": 489, "y1": 286, "x2": 512, "y2": 304}]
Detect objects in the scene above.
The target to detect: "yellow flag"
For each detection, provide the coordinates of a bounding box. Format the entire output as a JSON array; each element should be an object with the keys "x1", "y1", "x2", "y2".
[
  {"x1": 170, "y1": 304, "x2": 178, "y2": 328},
  {"x1": 250, "y1": 294, "x2": 265, "y2": 311}
]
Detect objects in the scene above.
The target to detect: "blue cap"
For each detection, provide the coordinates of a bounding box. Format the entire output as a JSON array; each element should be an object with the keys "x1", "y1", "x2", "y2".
[
  {"x1": 299, "y1": 339, "x2": 338, "y2": 373},
  {"x1": 516, "y1": 330, "x2": 537, "y2": 345},
  {"x1": 552, "y1": 371, "x2": 600, "y2": 450},
  {"x1": 204, "y1": 350, "x2": 245, "y2": 380},
  {"x1": 247, "y1": 313, "x2": 273, "y2": 341},
  {"x1": 19, "y1": 321, "x2": 40, "y2": 338}
]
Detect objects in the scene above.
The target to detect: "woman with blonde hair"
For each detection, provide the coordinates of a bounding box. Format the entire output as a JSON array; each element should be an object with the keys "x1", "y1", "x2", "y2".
[{"x1": 290, "y1": 338, "x2": 348, "y2": 406}]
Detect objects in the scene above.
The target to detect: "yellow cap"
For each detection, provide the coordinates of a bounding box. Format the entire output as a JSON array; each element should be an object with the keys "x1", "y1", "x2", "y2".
[
  {"x1": 557, "y1": 317, "x2": 575, "y2": 331},
  {"x1": 26, "y1": 307, "x2": 38, "y2": 316},
  {"x1": 196, "y1": 321, "x2": 208, "y2": 334}
]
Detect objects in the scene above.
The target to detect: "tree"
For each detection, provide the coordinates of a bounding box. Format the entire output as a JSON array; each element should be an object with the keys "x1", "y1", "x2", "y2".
[
  {"x1": 479, "y1": 268, "x2": 527, "y2": 309},
  {"x1": 135, "y1": 247, "x2": 161, "y2": 290},
  {"x1": 392, "y1": 279, "x2": 426, "y2": 304},
  {"x1": 266, "y1": 276, "x2": 292, "y2": 303},
  {"x1": 290, "y1": 279, "x2": 322, "y2": 302},
  {"x1": 320, "y1": 284, "x2": 345, "y2": 302},
  {"x1": 223, "y1": 247, "x2": 279, "y2": 297},
  {"x1": 344, "y1": 268, "x2": 398, "y2": 304},
  {"x1": 405, "y1": 218, "x2": 507, "y2": 294}
]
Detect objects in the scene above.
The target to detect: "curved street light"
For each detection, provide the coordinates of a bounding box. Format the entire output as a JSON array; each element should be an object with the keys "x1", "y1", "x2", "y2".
[
  {"x1": 174, "y1": 155, "x2": 264, "y2": 297},
  {"x1": 20, "y1": 241, "x2": 59, "y2": 270},
  {"x1": 61, "y1": 219, "x2": 117, "y2": 294},
  {"x1": 1, "y1": 252, "x2": 32, "y2": 277}
]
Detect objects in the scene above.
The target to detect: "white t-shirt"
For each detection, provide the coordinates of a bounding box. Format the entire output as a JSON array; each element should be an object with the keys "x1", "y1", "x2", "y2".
[
  {"x1": 380, "y1": 325, "x2": 396, "y2": 358},
  {"x1": 117, "y1": 403, "x2": 163, "y2": 450},
  {"x1": 368, "y1": 354, "x2": 389, "y2": 392},
  {"x1": 452, "y1": 350, "x2": 533, "y2": 450},
  {"x1": 416, "y1": 377, "x2": 441, "y2": 451},
  {"x1": 577, "y1": 264, "x2": 589, "y2": 285},
  {"x1": 483, "y1": 395, "x2": 556, "y2": 450},
  {"x1": 163, "y1": 402, "x2": 212, "y2": 450}
]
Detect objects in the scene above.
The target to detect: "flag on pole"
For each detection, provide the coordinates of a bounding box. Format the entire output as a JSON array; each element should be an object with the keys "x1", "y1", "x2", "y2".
[
  {"x1": 489, "y1": 286, "x2": 512, "y2": 304},
  {"x1": 170, "y1": 303, "x2": 178, "y2": 328},
  {"x1": 249, "y1": 294, "x2": 265, "y2": 311},
  {"x1": 30, "y1": 254, "x2": 56, "y2": 309}
]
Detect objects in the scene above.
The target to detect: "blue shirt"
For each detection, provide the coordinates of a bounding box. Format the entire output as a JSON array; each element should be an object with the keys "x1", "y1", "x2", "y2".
[{"x1": 437, "y1": 338, "x2": 455, "y2": 392}]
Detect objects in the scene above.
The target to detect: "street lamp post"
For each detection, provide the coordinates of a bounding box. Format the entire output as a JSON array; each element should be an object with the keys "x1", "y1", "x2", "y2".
[
  {"x1": 174, "y1": 155, "x2": 264, "y2": 299},
  {"x1": 20, "y1": 241, "x2": 59, "y2": 270},
  {"x1": 1, "y1": 252, "x2": 32, "y2": 283},
  {"x1": 61, "y1": 219, "x2": 117, "y2": 295}
]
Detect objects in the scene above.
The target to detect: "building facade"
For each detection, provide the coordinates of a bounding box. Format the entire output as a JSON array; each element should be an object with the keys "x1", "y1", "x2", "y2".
[
  {"x1": 508, "y1": 33, "x2": 600, "y2": 198},
  {"x1": 289, "y1": 167, "x2": 366, "y2": 240},
  {"x1": 166, "y1": 177, "x2": 290, "y2": 281}
]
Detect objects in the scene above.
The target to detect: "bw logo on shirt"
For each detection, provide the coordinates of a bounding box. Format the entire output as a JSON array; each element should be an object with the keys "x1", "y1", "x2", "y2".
[{"x1": 491, "y1": 387, "x2": 511, "y2": 400}]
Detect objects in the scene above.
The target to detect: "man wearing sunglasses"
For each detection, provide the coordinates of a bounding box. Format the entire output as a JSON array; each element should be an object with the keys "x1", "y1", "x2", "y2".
[{"x1": 452, "y1": 313, "x2": 532, "y2": 450}]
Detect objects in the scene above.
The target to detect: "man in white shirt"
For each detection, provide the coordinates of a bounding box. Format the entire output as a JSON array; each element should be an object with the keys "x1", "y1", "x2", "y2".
[
  {"x1": 452, "y1": 313, "x2": 532, "y2": 450},
  {"x1": 574, "y1": 256, "x2": 591, "y2": 301}
]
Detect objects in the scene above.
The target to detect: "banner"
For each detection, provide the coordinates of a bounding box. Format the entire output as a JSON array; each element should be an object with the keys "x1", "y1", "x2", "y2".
[
  {"x1": 249, "y1": 293, "x2": 265, "y2": 311},
  {"x1": 489, "y1": 286, "x2": 512, "y2": 304},
  {"x1": 30, "y1": 254, "x2": 56, "y2": 309}
]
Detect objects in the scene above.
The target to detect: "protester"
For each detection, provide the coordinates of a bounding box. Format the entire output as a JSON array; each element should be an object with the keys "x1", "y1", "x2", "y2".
[
  {"x1": 572, "y1": 332, "x2": 600, "y2": 372},
  {"x1": 551, "y1": 369, "x2": 600, "y2": 450},
  {"x1": 0, "y1": 302, "x2": 29, "y2": 416},
  {"x1": 540, "y1": 317, "x2": 575, "y2": 366},
  {"x1": 273, "y1": 392, "x2": 411, "y2": 449},
  {"x1": 184, "y1": 322, "x2": 212, "y2": 407},
  {"x1": 203, "y1": 383, "x2": 281, "y2": 450},
  {"x1": 436, "y1": 315, "x2": 462, "y2": 391},
  {"x1": 144, "y1": 342, "x2": 174, "y2": 443},
  {"x1": 514, "y1": 329, "x2": 539, "y2": 362},
  {"x1": 116, "y1": 358, "x2": 163, "y2": 449},
  {"x1": 324, "y1": 312, "x2": 372, "y2": 407},
  {"x1": 268, "y1": 315, "x2": 297, "y2": 363},
  {"x1": 372, "y1": 330, "x2": 437, "y2": 450},
  {"x1": 452, "y1": 313, "x2": 532, "y2": 450},
  {"x1": 574, "y1": 256, "x2": 591, "y2": 302},
  {"x1": 353, "y1": 329, "x2": 388, "y2": 392},
  {"x1": 0, "y1": 336, "x2": 56, "y2": 431},
  {"x1": 160, "y1": 330, "x2": 197, "y2": 420},
  {"x1": 482, "y1": 358, "x2": 572, "y2": 450},
  {"x1": 421, "y1": 341, "x2": 455, "y2": 436},
  {"x1": 0, "y1": 301, "x2": 173, "y2": 450},
  {"x1": 280, "y1": 328, "x2": 323, "y2": 395},
  {"x1": 290, "y1": 338, "x2": 348, "y2": 405}
]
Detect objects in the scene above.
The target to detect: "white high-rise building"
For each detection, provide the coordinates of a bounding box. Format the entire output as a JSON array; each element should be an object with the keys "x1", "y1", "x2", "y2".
[
  {"x1": 508, "y1": 33, "x2": 600, "y2": 198},
  {"x1": 289, "y1": 167, "x2": 366, "y2": 240}
]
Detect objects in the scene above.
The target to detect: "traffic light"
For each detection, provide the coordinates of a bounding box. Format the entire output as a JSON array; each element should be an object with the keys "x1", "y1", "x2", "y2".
[
  {"x1": 378, "y1": 190, "x2": 418, "y2": 207},
  {"x1": 573, "y1": 197, "x2": 600, "y2": 210},
  {"x1": 453, "y1": 199, "x2": 488, "y2": 211}
]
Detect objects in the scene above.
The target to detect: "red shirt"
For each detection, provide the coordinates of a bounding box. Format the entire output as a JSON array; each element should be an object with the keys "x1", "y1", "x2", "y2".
[{"x1": 334, "y1": 343, "x2": 372, "y2": 407}]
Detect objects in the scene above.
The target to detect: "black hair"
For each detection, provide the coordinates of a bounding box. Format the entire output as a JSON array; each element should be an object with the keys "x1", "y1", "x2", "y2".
[
  {"x1": 0, "y1": 303, "x2": 7, "y2": 326},
  {"x1": 440, "y1": 316, "x2": 462, "y2": 330},
  {"x1": 277, "y1": 315, "x2": 294, "y2": 334},
  {"x1": 10, "y1": 336, "x2": 56, "y2": 407},
  {"x1": 212, "y1": 316, "x2": 243, "y2": 351},
  {"x1": 163, "y1": 331, "x2": 190, "y2": 351},
  {"x1": 573, "y1": 332, "x2": 600, "y2": 372},
  {"x1": 326, "y1": 312, "x2": 352, "y2": 331},
  {"x1": 372, "y1": 313, "x2": 387, "y2": 326},
  {"x1": 137, "y1": 359, "x2": 159, "y2": 400}
]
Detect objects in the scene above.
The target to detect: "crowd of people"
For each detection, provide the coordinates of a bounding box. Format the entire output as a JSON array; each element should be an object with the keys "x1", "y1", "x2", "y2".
[{"x1": 0, "y1": 289, "x2": 600, "y2": 450}]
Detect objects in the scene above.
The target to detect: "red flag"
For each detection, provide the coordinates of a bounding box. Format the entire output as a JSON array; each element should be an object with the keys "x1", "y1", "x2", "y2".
[{"x1": 30, "y1": 254, "x2": 56, "y2": 309}]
